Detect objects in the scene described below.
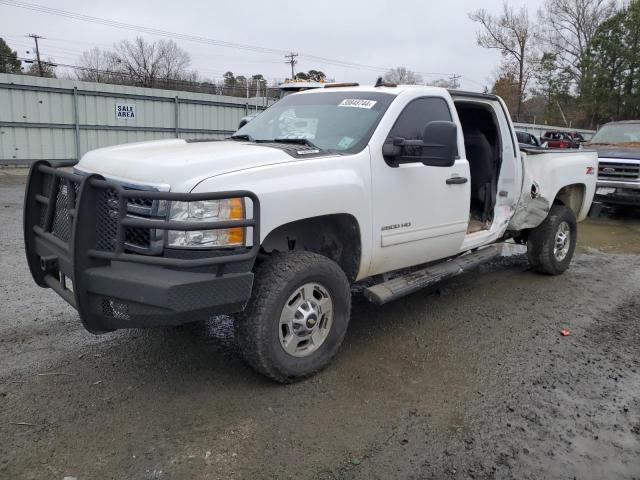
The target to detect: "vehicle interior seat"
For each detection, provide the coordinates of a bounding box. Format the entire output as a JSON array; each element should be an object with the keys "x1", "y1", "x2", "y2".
[
  {"x1": 454, "y1": 101, "x2": 501, "y2": 229},
  {"x1": 464, "y1": 128, "x2": 494, "y2": 222}
]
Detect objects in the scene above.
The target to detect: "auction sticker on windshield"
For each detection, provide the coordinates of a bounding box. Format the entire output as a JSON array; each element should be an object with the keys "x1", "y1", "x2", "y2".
[{"x1": 338, "y1": 99, "x2": 377, "y2": 109}]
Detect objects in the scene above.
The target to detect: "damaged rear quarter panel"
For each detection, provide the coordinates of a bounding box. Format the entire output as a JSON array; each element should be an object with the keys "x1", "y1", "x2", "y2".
[
  {"x1": 509, "y1": 187, "x2": 551, "y2": 230},
  {"x1": 508, "y1": 149, "x2": 598, "y2": 231}
]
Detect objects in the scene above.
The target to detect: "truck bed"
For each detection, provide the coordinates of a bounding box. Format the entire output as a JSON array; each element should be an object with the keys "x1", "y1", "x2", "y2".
[{"x1": 508, "y1": 149, "x2": 598, "y2": 230}]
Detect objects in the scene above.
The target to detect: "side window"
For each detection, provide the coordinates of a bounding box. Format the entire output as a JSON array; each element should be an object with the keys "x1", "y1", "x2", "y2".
[{"x1": 386, "y1": 97, "x2": 452, "y2": 141}]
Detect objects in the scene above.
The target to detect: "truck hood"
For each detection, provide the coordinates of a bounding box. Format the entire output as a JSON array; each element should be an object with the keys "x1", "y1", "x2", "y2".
[
  {"x1": 587, "y1": 144, "x2": 640, "y2": 161},
  {"x1": 76, "y1": 139, "x2": 302, "y2": 190}
]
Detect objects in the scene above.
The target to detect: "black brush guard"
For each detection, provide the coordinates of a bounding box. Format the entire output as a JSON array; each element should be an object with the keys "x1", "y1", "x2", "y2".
[{"x1": 24, "y1": 161, "x2": 260, "y2": 333}]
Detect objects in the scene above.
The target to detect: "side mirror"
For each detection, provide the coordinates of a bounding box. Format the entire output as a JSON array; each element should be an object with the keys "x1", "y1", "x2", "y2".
[
  {"x1": 420, "y1": 121, "x2": 457, "y2": 167},
  {"x1": 383, "y1": 121, "x2": 458, "y2": 167}
]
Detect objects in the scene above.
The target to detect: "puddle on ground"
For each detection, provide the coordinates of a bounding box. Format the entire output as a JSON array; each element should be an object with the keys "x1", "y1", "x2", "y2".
[
  {"x1": 501, "y1": 208, "x2": 640, "y2": 256},
  {"x1": 579, "y1": 208, "x2": 640, "y2": 254}
]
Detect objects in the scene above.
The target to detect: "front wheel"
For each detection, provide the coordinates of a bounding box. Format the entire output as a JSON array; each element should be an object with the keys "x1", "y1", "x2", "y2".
[
  {"x1": 527, "y1": 205, "x2": 577, "y2": 275},
  {"x1": 235, "y1": 251, "x2": 351, "y2": 383}
]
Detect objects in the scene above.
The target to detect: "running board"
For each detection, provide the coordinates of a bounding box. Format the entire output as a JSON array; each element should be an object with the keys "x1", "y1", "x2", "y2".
[{"x1": 363, "y1": 245, "x2": 500, "y2": 305}]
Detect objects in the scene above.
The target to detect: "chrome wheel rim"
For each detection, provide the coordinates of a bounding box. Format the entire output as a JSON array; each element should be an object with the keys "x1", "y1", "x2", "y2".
[
  {"x1": 278, "y1": 282, "x2": 333, "y2": 358},
  {"x1": 554, "y1": 221, "x2": 571, "y2": 261}
]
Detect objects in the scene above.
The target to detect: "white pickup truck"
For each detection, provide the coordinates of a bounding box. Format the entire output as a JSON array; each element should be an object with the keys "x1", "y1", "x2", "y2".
[{"x1": 24, "y1": 82, "x2": 598, "y2": 382}]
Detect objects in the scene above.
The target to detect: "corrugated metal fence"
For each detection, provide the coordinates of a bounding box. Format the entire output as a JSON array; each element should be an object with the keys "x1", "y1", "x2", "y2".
[{"x1": 0, "y1": 73, "x2": 267, "y2": 166}]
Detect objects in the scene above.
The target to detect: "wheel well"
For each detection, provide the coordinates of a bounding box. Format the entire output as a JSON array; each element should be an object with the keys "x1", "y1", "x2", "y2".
[
  {"x1": 553, "y1": 184, "x2": 586, "y2": 217},
  {"x1": 260, "y1": 214, "x2": 361, "y2": 283}
]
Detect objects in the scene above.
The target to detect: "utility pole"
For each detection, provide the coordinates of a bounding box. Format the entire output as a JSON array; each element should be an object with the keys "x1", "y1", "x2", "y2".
[
  {"x1": 555, "y1": 99, "x2": 569, "y2": 127},
  {"x1": 449, "y1": 74, "x2": 462, "y2": 89},
  {"x1": 27, "y1": 34, "x2": 44, "y2": 77},
  {"x1": 284, "y1": 52, "x2": 298, "y2": 80},
  {"x1": 246, "y1": 79, "x2": 250, "y2": 115}
]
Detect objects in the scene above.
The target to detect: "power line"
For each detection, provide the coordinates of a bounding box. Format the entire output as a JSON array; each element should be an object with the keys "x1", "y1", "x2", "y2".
[
  {"x1": 0, "y1": 0, "x2": 460, "y2": 79},
  {"x1": 1, "y1": 1, "x2": 288, "y2": 54},
  {"x1": 10, "y1": 39, "x2": 86, "y2": 57},
  {"x1": 0, "y1": 53, "x2": 284, "y2": 97},
  {"x1": 5, "y1": 39, "x2": 287, "y2": 84}
]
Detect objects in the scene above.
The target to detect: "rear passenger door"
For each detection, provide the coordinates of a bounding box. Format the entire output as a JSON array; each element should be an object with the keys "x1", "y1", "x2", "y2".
[{"x1": 368, "y1": 96, "x2": 470, "y2": 276}]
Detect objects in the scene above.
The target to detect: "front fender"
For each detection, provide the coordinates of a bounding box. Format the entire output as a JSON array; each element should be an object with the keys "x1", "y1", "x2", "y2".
[{"x1": 191, "y1": 151, "x2": 373, "y2": 280}]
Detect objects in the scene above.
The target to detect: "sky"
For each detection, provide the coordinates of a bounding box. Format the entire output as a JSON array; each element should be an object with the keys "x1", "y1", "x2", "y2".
[{"x1": 0, "y1": 0, "x2": 547, "y2": 92}]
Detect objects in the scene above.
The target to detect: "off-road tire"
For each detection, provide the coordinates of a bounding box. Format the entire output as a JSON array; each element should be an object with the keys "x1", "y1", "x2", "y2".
[
  {"x1": 527, "y1": 205, "x2": 577, "y2": 275},
  {"x1": 235, "y1": 251, "x2": 351, "y2": 383}
]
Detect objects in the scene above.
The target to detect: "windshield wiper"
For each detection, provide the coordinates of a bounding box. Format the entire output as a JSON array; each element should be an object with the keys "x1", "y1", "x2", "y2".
[
  {"x1": 230, "y1": 133, "x2": 256, "y2": 142},
  {"x1": 272, "y1": 138, "x2": 318, "y2": 149}
]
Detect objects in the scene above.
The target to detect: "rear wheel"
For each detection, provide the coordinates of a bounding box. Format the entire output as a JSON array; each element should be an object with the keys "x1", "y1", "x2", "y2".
[
  {"x1": 527, "y1": 205, "x2": 577, "y2": 275},
  {"x1": 235, "y1": 251, "x2": 351, "y2": 383}
]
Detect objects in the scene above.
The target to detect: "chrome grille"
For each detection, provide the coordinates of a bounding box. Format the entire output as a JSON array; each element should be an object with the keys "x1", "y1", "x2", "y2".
[
  {"x1": 125, "y1": 195, "x2": 156, "y2": 215},
  {"x1": 598, "y1": 161, "x2": 640, "y2": 180}
]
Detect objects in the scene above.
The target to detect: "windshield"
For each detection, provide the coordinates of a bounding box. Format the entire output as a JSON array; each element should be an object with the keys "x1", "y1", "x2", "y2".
[
  {"x1": 233, "y1": 91, "x2": 395, "y2": 153},
  {"x1": 590, "y1": 123, "x2": 640, "y2": 145}
]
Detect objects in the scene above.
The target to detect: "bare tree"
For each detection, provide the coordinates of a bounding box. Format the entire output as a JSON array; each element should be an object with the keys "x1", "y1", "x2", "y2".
[
  {"x1": 537, "y1": 0, "x2": 617, "y2": 90},
  {"x1": 76, "y1": 47, "x2": 117, "y2": 82},
  {"x1": 427, "y1": 77, "x2": 458, "y2": 88},
  {"x1": 110, "y1": 37, "x2": 191, "y2": 87},
  {"x1": 25, "y1": 57, "x2": 56, "y2": 78},
  {"x1": 469, "y1": 2, "x2": 536, "y2": 120},
  {"x1": 383, "y1": 67, "x2": 423, "y2": 85}
]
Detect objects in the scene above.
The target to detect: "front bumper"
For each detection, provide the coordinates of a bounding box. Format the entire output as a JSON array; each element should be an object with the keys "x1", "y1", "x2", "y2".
[
  {"x1": 595, "y1": 180, "x2": 640, "y2": 205},
  {"x1": 23, "y1": 161, "x2": 260, "y2": 333}
]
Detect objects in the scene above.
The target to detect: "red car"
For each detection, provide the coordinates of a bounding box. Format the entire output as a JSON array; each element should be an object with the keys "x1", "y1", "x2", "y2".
[{"x1": 541, "y1": 131, "x2": 574, "y2": 149}]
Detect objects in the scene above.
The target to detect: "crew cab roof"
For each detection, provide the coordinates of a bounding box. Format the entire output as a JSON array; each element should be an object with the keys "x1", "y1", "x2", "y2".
[
  {"x1": 292, "y1": 85, "x2": 503, "y2": 103},
  {"x1": 293, "y1": 84, "x2": 448, "y2": 96},
  {"x1": 448, "y1": 90, "x2": 501, "y2": 101}
]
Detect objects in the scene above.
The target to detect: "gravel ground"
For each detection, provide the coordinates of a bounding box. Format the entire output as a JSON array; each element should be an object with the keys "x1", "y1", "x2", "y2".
[{"x1": 1, "y1": 173, "x2": 639, "y2": 480}]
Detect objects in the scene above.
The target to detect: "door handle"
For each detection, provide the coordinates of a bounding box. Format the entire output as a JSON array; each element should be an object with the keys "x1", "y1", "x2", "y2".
[{"x1": 446, "y1": 176, "x2": 468, "y2": 185}]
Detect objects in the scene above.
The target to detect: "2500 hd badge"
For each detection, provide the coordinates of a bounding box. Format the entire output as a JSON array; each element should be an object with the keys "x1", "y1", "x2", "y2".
[{"x1": 381, "y1": 222, "x2": 412, "y2": 231}]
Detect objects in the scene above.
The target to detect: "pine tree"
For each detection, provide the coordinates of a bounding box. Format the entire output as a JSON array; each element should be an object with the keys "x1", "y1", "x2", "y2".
[{"x1": 0, "y1": 38, "x2": 21, "y2": 74}]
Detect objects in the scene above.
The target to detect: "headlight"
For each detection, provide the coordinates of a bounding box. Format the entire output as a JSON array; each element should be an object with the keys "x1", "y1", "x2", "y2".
[{"x1": 167, "y1": 198, "x2": 245, "y2": 248}]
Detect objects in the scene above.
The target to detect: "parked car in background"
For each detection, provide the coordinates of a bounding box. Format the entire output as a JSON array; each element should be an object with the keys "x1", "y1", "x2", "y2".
[
  {"x1": 566, "y1": 131, "x2": 587, "y2": 146},
  {"x1": 541, "y1": 131, "x2": 576, "y2": 149},
  {"x1": 588, "y1": 120, "x2": 640, "y2": 206},
  {"x1": 516, "y1": 130, "x2": 546, "y2": 149}
]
